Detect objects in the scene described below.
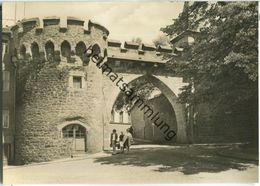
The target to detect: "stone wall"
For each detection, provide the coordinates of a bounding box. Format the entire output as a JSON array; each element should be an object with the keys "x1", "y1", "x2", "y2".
[
  {"x1": 16, "y1": 60, "x2": 107, "y2": 163},
  {"x1": 130, "y1": 94, "x2": 177, "y2": 143},
  {"x1": 8, "y1": 17, "x2": 189, "y2": 163},
  {"x1": 131, "y1": 106, "x2": 145, "y2": 139},
  {"x1": 14, "y1": 17, "x2": 108, "y2": 164},
  {"x1": 143, "y1": 95, "x2": 177, "y2": 143}
]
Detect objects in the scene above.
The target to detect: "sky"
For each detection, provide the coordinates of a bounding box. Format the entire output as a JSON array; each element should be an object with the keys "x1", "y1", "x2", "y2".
[{"x1": 3, "y1": 2, "x2": 184, "y2": 44}]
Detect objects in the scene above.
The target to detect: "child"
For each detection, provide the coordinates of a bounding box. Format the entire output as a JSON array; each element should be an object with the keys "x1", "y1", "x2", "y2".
[{"x1": 119, "y1": 132, "x2": 124, "y2": 153}]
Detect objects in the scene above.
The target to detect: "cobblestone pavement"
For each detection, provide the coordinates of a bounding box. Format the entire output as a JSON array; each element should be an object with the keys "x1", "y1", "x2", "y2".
[{"x1": 3, "y1": 144, "x2": 258, "y2": 184}]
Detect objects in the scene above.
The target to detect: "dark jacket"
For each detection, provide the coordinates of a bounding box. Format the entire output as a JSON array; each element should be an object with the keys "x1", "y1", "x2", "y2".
[
  {"x1": 119, "y1": 134, "x2": 124, "y2": 141},
  {"x1": 110, "y1": 133, "x2": 118, "y2": 142},
  {"x1": 129, "y1": 127, "x2": 133, "y2": 135}
]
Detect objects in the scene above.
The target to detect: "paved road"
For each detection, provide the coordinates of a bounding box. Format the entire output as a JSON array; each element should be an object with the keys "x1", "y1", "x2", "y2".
[{"x1": 3, "y1": 145, "x2": 258, "y2": 184}]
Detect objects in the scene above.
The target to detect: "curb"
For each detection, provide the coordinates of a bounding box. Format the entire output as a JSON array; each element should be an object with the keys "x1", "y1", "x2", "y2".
[
  {"x1": 3, "y1": 152, "x2": 110, "y2": 170},
  {"x1": 217, "y1": 152, "x2": 258, "y2": 162}
]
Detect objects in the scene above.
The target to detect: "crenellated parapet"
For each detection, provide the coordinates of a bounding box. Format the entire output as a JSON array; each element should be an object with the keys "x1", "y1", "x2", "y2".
[
  {"x1": 107, "y1": 40, "x2": 183, "y2": 64},
  {"x1": 5, "y1": 16, "x2": 188, "y2": 68},
  {"x1": 8, "y1": 17, "x2": 109, "y2": 66}
]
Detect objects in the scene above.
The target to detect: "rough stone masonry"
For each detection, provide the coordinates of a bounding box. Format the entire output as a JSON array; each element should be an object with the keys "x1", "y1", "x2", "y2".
[{"x1": 11, "y1": 17, "x2": 109, "y2": 164}]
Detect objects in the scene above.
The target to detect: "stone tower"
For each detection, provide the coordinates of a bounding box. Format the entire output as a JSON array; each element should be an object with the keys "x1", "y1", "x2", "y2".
[{"x1": 10, "y1": 17, "x2": 109, "y2": 164}]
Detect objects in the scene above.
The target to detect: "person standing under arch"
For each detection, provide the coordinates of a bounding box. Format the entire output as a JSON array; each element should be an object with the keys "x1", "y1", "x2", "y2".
[
  {"x1": 129, "y1": 126, "x2": 133, "y2": 136},
  {"x1": 124, "y1": 128, "x2": 133, "y2": 153},
  {"x1": 110, "y1": 129, "x2": 118, "y2": 154},
  {"x1": 119, "y1": 132, "x2": 125, "y2": 153}
]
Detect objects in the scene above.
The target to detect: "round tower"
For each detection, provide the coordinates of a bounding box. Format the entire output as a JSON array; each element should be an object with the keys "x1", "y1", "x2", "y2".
[{"x1": 11, "y1": 17, "x2": 109, "y2": 164}]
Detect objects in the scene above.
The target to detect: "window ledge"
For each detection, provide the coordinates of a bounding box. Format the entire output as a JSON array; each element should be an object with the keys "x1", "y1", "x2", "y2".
[{"x1": 109, "y1": 122, "x2": 131, "y2": 125}]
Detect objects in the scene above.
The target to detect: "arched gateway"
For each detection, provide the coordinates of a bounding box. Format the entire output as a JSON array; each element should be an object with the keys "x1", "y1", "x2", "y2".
[
  {"x1": 103, "y1": 75, "x2": 187, "y2": 149},
  {"x1": 5, "y1": 17, "x2": 188, "y2": 164}
]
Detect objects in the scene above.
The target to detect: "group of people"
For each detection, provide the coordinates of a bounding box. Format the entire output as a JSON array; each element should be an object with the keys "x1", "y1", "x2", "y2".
[{"x1": 110, "y1": 127, "x2": 133, "y2": 154}]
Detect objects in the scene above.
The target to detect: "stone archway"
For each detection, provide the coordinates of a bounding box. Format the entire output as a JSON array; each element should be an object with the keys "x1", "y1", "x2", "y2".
[
  {"x1": 143, "y1": 75, "x2": 187, "y2": 143},
  {"x1": 103, "y1": 74, "x2": 187, "y2": 147}
]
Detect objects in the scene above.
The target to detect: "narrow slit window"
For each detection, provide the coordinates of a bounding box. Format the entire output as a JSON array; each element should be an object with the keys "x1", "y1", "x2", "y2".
[
  {"x1": 3, "y1": 110, "x2": 9, "y2": 128},
  {"x1": 119, "y1": 111, "x2": 123, "y2": 123},
  {"x1": 3, "y1": 71, "x2": 10, "y2": 92}
]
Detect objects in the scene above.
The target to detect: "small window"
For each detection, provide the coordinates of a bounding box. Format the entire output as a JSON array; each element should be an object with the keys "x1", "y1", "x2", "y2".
[
  {"x1": 111, "y1": 110, "x2": 115, "y2": 122},
  {"x1": 119, "y1": 111, "x2": 123, "y2": 123},
  {"x1": 73, "y1": 76, "x2": 82, "y2": 89},
  {"x1": 75, "y1": 130, "x2": 85, "y2": 138},
  {"x1": 123, "y1": 111, "x2": 129, "y2": 123},
  {"x1": 3, "y1": 71, "x2": 10, "y2": 92},
  {"x1": 128, "y1": 112, "x2": 131, "y2": 123},
  {"x1": 3, "y1": 110, "x2": 9, "y2": 128}
]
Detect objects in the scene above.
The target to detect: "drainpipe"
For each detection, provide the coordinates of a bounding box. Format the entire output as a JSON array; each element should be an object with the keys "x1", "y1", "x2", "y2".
[
  {"x1": 13, "y1": 65, "x2": 16, "y2": 163},
  {"x1": 11, "y1": 55, "x2": 18, "y2": 164},
  {"x1": 102, "y1": 114, "x2": 105, "y2": 151}
]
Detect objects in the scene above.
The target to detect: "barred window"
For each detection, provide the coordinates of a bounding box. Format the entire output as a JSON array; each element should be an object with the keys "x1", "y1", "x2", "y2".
[
  {"x1": 73, "y1": 76, "x2": 82, "y2": 89},
  {"x1": 62, "y1": 124, "x2": 86, "y2": 138}
]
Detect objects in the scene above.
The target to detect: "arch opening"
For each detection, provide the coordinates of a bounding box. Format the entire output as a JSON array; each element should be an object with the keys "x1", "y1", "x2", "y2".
[
  {"x1": 75, "y1": 41, "x2": 86, "y2": 57},
  {"x1": 75, "y1": 41, "x2": 90, "y2": 65},
  {"x1": 31, "y1": 42, "x2": 40, "y2": 59},
  {"x1": 20, "y1": 45, "x2": 26, "y2": 60},
  {"x1": 61, "y1": 41, "x2": 71, "y2": 62},
  {"x1": 92, "y1": 44, "x2": 101, "y2": 56},
  {"x1": 110, "y1": 75, "x2": 180, "y2": 144},
  {"x1": 91, "y1": 44, "x2": 103, "y2": 63},
  {"x1": 45, "y1": 41, "x2": 54, "y2": 62}
]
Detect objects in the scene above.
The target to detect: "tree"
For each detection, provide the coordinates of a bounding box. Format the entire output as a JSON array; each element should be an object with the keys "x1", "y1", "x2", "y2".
[
  {"x1": 113, "y1": 78, "x2": 158, "y2": 111},
  {"x1": 153, "y1": 34, "x2": 170, "y2": 47},
  {"x1": 131, "y1": 37, "x2": 142, "y2": 44},
  {"x1": 161, "y1": 2, "x2": 258, "y2": 115}
]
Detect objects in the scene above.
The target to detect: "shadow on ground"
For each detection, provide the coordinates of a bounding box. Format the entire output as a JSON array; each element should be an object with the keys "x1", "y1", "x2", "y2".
[{"x1": 94, "y1": 145, "x2": 258, "y2": 175}]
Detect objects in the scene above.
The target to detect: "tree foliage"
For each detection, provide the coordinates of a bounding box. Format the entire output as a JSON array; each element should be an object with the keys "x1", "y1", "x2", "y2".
[
  {"x1": 113, "y1": 78, "x2": 158, "y2": 111},
  {"x1": 153, "y1": 34, "x2": 170, "y2": 47},
  {"x1": 162, "y1": 2, "x2": 258, "y2": 113},
  {"x1": 131, "y1": 37, "x2": 142, "y2": 44}
]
